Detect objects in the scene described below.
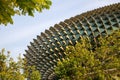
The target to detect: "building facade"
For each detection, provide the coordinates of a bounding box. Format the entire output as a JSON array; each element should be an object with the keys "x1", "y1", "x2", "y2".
[{"x1": 24, "y1": 3, "x2": 120, "y2": 80}]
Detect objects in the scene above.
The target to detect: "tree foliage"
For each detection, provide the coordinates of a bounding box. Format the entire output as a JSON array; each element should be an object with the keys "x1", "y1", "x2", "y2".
[
  {"x1": 55, "y1": 30, "x2": 120, "y2": 80},
  {"x1": 0, "y1": 49, "x2": 41, "y2": 80},
  {"x1": 0, "y1": 0, "x2": 52, "y2": 25}
]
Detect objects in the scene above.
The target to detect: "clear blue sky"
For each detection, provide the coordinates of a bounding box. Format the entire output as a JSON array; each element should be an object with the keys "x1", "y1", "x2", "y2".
[{"x1": 0, "y1": 0, "x2": 119, "y2": 60}]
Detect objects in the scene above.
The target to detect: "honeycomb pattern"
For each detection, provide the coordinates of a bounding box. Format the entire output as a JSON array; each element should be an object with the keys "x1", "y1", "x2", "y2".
[{"x1": 24, "y1": 3, "x2": 120, "y2": 80}]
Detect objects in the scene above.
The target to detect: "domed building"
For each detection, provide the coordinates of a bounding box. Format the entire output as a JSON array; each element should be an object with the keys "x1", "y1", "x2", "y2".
[{"x1": 24, "y1": 3, "x2": 120, "y2": 80}]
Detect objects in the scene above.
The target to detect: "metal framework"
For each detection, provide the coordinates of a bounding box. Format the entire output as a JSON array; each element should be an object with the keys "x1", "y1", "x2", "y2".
[{"x1": 24, "y1": 3, "x2": 120, "y2": 80}]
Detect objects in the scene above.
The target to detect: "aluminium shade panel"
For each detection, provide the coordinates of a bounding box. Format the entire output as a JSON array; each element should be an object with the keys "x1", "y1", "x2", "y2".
[{"x1": 24, "y1": 3, "x2": 120, "y2": 80}]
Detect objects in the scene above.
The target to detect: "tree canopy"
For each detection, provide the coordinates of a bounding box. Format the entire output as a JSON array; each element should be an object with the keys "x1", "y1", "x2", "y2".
[
  {"x1": 0, "y1": 0, "x2": 52, "y2": 25},
  {"x1": 0, "y1": 49, "x2": 41, "y2": 80},
  {"x1": 55, "y1": 30, "x2": 120, "y2": 80}
]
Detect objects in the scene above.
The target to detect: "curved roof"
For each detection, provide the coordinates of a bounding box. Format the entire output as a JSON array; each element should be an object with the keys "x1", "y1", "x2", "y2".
[{"x1": 24, "y1": 3, "x2": 120, "y2": 80}]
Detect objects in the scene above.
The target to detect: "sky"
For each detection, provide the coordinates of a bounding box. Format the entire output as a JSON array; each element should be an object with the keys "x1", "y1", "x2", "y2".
[{"x1": 0, "y1": 0, "x2": 120, "y2": 60}]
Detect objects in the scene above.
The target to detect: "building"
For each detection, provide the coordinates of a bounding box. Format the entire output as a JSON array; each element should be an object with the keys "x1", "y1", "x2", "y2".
[{"x1": 24, "y1": 3, "x2": 120, "y2": 80}]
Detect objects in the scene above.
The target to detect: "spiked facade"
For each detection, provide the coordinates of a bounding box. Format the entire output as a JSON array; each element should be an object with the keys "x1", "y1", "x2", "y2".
[{"x1": 24, "y1": 3, "x2": 120, "y2": 80}]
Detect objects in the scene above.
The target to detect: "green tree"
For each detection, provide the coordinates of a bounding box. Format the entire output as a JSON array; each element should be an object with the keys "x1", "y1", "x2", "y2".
[
  {"x1": 0, "y1": 49, "x2": 41, "y2": 80},
  {"x1": 29, "y1": 66, "x2": 41, "y2": 80},
  {"x1": 0, "y1": 0, "x2": 52, "y2": 25},
  {"x1": 55, "y1": 30, "x2": 120, "y2": 80}
]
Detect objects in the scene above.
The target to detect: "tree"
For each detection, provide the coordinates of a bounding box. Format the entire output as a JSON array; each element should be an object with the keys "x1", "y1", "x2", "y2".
[
  {"x1": 28, "y1": 66, "x2": 41, "y2": 80},
  {"x1": 55, "y1": 30, "x2": 120, "y2": 80},
  {"x1": 0, "y1": 0, "x2": 52, "y2": 25},
  {"x1": 0, "y1": 48, "x2": 41, "y2": 80}
]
